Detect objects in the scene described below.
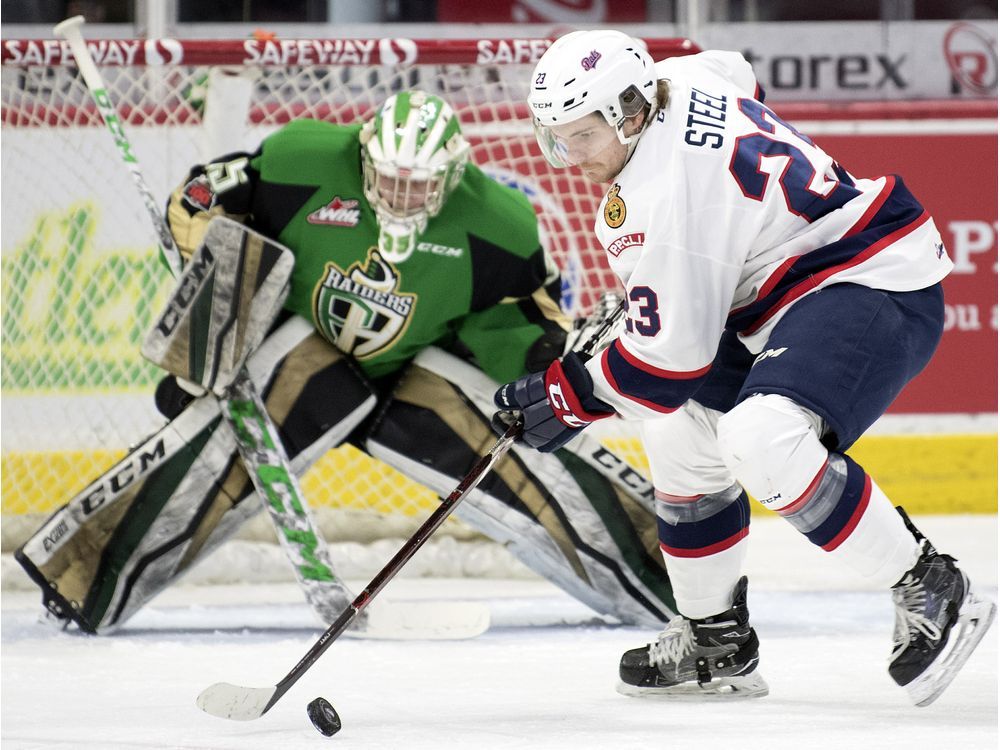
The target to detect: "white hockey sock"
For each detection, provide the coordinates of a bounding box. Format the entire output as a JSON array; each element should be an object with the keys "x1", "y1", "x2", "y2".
[{"x1": 826, "y1": 477, "x2": 921, "y2": 588}]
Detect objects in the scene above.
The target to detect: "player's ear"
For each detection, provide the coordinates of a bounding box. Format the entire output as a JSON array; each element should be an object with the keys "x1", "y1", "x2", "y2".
[{"x1": 623, "y1": 110, "x2": 646, "y2": 138}]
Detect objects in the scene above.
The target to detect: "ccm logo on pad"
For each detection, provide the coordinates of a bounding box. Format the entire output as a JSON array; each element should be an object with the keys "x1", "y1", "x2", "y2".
[{"x1": 606, "y1": 232, "x2": 644, "y2": 257}]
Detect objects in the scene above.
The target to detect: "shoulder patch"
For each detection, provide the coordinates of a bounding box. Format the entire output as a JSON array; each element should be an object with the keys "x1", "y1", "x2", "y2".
[
  {"x1": 604, "y1": 183, "x2": 626, "y2": 229},
  {"x1": 606, "y1": 232, "x2": 644, "y2": 257}
]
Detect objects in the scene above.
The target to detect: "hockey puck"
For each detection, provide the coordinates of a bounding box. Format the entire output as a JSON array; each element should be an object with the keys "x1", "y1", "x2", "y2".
[{"x1": 307, "y1": 697, "x2": 342, "y2": 737}]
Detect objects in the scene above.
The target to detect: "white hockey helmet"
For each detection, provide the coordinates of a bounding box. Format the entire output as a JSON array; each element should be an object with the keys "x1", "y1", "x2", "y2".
[
  {"x1": 360, "y1": 90, "x2": 471, "y2": 263},
  {"x1": 528, "y1": 30, "x2": 656, "y2": 168}
]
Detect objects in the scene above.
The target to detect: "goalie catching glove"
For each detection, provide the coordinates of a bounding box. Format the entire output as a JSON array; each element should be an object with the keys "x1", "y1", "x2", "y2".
[{"x1": 493, "y1": 352, "x2": 614, "y2": 452}]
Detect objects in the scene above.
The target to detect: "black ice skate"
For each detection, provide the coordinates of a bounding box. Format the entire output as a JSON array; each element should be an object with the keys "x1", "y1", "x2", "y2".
[
  {"x1": 889, "y1": 508, "x2": 996, "y2": 707},
  {"x1": 617, "y1": 576, "x2": 769, "y2": 700}
]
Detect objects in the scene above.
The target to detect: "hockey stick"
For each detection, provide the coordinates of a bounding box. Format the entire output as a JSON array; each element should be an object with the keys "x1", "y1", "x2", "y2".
[
  {"x1": 53, "y1": 16, "x2": 182, "y2": 278},
  {"x1": 196, "y1": 418, "x2": 523, "y2": 721},
  {"x1": 53, "y1": 16, "x2": 488, "y2": 638},
  {"x1": 196, "y1": 301, "x2": 625, "y2": 721}
]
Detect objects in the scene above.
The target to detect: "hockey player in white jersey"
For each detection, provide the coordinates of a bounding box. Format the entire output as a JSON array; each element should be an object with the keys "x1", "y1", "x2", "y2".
[{"x1": 494, "y1": 29, "x2": 995, "y2": 705}]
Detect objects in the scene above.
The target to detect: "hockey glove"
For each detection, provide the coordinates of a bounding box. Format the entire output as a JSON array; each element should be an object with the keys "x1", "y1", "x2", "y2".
[{"x1": 493, "y1": 352, "x2": 614, "y2": 452}]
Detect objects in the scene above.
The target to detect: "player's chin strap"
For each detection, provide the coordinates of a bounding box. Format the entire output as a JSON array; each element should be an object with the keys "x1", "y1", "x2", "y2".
[{"x1": 621, "y1": 100, "x2": 662, "y2": 166}]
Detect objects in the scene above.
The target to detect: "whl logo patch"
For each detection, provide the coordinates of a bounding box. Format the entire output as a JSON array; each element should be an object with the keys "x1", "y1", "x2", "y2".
[
  {"x1": 307, "y1": 196, "x2": 362, "y2": 227},
  {"x1": 314, "y1": 249, "x2": 416, "y2": 359}
]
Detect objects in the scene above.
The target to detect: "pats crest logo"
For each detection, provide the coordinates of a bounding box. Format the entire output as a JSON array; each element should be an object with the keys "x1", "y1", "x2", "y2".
[
  {"x1": 604, "y1": 184, "x2": 626, "y2": 228},
  {"x1": 313, "y1": 249, "x2": 416, "y2": 359}
]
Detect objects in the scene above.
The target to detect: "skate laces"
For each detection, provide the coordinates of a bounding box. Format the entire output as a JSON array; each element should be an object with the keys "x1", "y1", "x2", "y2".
[
  {"x1": 649, "y1": 615, "x2": 696, "y2": 666},
  {"x1": 892, "y1": 574, "x2": 943, "y2": 653}
]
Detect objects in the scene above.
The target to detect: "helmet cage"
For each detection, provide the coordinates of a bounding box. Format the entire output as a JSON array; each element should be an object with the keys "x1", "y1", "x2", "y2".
[{"x1": 360, "y1": 91, "x2": 470, "y2": 262}]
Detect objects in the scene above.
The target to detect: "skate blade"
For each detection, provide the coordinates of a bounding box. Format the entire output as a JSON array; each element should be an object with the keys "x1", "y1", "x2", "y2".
[
  {"x1": 616, "y1": 670, "x2": 770, "y2": 701},
  {"x1": 906, "y1": 591, "x2": 996, "y2": 707}
]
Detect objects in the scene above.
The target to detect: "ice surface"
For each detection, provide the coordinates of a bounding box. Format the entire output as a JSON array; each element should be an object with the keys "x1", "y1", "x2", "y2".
[{"x1": 2, "y1": 516, "x2": 996, "y2": 750}]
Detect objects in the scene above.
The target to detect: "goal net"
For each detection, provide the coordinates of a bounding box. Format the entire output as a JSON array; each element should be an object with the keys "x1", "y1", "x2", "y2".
[{"x1": 1, "y1": 36, "x2": 696, "y2": 568}]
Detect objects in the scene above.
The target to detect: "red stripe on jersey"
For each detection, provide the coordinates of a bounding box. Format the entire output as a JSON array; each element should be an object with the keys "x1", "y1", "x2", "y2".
[
  {"x1": 741, "y1": 256, "x2": 798, "y2": 312},
  {"x1": 731, "y1": 176, "x2": 900, "y2": 319},
  {"x1": 742, "y1": 210, "x2": 931, "y2": 335},
  {"x1": 599, "y1": 349, "x2": 679, "y2": 414},
  {"x1": 660, "y1": 526, "x2": 749, "y2": 558},
  {"x1": 821, "y1": 474, "x2": 873, "y2": 552},
  {"x1": 843, "y1": 175, "x2": 895, "y2": 239},
  {"x1": 611, "y1": 339, "x2": 713, "y2": 379}
]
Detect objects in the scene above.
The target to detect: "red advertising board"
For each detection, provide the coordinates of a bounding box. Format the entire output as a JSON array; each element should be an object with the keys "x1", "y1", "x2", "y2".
[{"x1": 778, "y1": 103, "x2": 997, "y2": 413}]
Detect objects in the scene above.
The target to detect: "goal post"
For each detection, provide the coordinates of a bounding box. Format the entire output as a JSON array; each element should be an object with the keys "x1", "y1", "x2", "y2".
[{"x1": 0, "y1": 35, "x2": 697, "y2": 553}]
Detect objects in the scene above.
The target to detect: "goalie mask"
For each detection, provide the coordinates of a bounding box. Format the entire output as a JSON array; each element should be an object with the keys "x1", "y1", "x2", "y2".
[
  {"x1": 528, "y1": 30, "x2": 656, "y2": 169},
  {"x1": 361, "y1": 90, "x2": 471, "y2": 263}
]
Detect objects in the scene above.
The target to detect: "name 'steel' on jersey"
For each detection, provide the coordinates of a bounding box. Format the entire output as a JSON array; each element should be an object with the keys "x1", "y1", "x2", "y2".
[
  {"x1": 313, "y1": 249, "x2": 416, "y2": 360},
  {"x1": 683, "y1": 87, "x2": 728, "y2": 150}
]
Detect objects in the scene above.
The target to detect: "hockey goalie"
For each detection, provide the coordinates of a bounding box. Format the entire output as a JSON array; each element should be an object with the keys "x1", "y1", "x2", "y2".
[{"x1": 16, "y1": 89, "x2": 677, "y2": 635}]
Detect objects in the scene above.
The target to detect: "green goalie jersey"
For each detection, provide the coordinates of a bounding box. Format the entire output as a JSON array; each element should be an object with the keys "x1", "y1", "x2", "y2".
[{"x1": 167, "y1": 119, "x2": 568, "y2": 383}]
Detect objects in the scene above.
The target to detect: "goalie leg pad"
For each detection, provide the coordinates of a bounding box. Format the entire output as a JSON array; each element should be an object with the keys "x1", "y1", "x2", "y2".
[
  {"x1": 365, "y1": 347, "x2": 676, "y2": 627},
  {"x1": 16, "y1": 317, "x2": 376, "y2": 633}
]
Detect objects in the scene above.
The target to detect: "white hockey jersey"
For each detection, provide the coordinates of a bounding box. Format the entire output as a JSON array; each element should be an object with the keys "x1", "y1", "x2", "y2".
[{"x1": 585, "y1": 50, "x2": 952, "y2": 421}]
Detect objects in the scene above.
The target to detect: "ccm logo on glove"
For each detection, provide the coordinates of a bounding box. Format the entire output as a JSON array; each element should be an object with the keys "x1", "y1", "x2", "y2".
[{"x1": 546, "y1": 360, "x2": 595, "y2": 428}]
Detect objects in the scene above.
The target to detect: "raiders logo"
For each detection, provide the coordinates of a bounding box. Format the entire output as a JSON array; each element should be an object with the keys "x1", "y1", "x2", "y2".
[
  {"x1": 604, "y1": 184, "x2": 626, "y2": 228},
  {"x1": 313, "y1": 249, "x2": 416, "y2": 360}
]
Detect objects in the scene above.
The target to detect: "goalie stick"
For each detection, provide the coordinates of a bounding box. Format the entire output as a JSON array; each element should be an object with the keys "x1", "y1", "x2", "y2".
[
  {"x1": 196, "y1": 301, "x2": 625, "y2": 722},
  {"x1": 52, "y1": 15, "x2": 488, "y2": 640}
]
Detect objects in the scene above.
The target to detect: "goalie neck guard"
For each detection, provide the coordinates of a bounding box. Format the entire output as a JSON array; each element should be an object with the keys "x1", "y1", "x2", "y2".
[{"x1": 360, "y1": 90, "x2": 471, "y2": 264}]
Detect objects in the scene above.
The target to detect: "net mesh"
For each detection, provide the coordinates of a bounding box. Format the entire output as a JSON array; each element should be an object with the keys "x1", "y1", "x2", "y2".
[{"x1": 1, "y1": 44, "x2": 646, "y2": 545}]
